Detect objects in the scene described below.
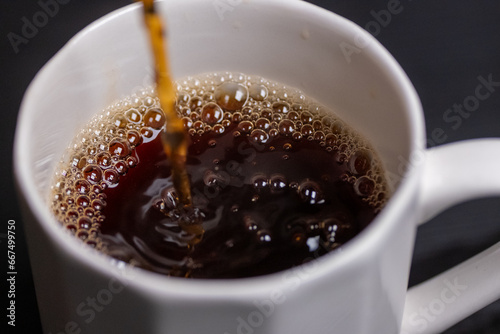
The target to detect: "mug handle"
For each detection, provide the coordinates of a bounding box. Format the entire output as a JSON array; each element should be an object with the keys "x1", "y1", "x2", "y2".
[{"x1": 400, "y1": 138, "x2": 500, "y2": 334}]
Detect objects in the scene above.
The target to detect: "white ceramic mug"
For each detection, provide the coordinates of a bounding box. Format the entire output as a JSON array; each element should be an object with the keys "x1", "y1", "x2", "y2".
[{"x1": 14, "y1": 1, "x2": 500, "y2": 333}]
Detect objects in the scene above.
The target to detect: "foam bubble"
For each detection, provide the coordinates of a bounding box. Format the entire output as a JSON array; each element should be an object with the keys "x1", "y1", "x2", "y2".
[
  {"x1": 298, "y1": 180, "x2": 324, "y2": 205},
  {"x1": 200, "y1": 102, "x2": 224, "y2": 125},
  {"x1": 215, "y1": 82, "x2": 248, "y2": 111}
]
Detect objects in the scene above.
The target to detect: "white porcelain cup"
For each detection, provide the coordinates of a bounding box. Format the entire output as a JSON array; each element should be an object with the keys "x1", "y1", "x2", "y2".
[{"x1": 14, "y1": 0, "x2": 500, "y2": 333}]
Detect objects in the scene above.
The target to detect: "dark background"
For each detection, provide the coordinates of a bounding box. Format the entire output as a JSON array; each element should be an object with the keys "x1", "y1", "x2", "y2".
[{"x1": 1, "y1": 0, "x2": 500, "y2": 333}]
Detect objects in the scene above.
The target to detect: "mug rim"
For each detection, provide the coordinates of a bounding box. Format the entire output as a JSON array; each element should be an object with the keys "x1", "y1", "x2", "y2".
[{"x1": 14, "y1": 0, "x2": 425, "y2": 298}]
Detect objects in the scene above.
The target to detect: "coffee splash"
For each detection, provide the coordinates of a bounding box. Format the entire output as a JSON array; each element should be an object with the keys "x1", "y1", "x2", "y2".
[{"x1": 140, "y1": 0, "x2": 204, "y2": 245}]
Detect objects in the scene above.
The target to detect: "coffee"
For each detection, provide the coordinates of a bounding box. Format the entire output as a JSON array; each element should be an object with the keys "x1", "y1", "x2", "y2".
[{"x1": 49, "y1": 72, "x2": 389, "y2": 278}]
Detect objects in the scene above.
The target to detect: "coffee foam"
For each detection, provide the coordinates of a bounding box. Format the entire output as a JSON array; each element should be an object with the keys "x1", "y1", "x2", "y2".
[{"x1": 49, "y1": 72, "x2": 389, "y2": 250}]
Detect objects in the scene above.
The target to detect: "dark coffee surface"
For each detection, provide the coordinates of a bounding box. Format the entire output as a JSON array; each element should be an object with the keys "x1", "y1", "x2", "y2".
[{"x1": 101, "y1": 126, "x2": 376, "y2": 278}]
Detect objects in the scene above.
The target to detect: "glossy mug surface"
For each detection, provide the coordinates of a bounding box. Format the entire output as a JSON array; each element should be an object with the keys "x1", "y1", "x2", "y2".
[{"x1": 14, "y1": 1, "x2": 500, "y2": 333}]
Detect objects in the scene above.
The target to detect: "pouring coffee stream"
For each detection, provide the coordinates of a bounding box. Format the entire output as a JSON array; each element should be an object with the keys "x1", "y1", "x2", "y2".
[{"x1": 140, "y1": 0, "x2": 204, "y2": 246}]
